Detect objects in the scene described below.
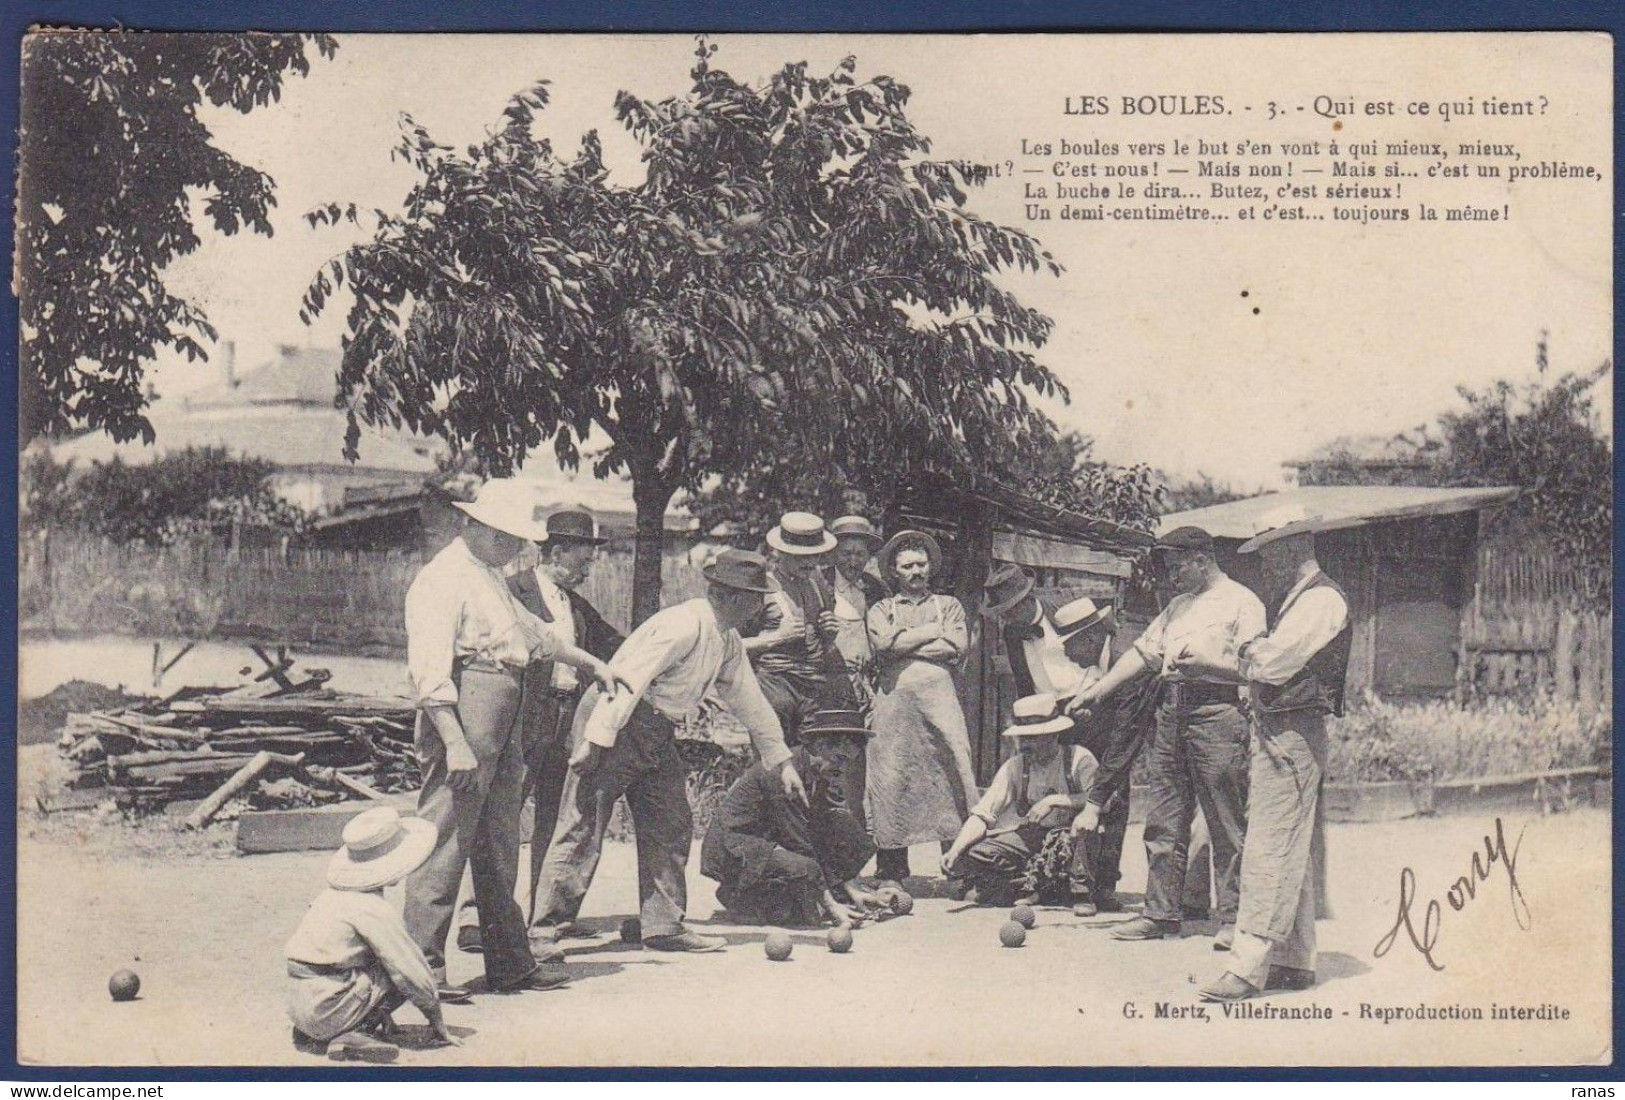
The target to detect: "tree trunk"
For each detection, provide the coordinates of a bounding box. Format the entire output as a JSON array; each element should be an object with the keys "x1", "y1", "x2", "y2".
[{"x1": 630, "y1": 472, "x2": 676, "y2": 627}]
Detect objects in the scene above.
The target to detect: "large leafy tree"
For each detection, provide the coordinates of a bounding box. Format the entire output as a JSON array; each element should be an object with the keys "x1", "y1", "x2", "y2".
[
  {"x1": 18, "y1": 31, "x2": 337, "y2": 445},
  {"x1": 309, "y1": 42, "x2": 1070, "y2": 622},
  {"x1": 307, "y1": 42, "x2": 1066, "y2": 620}
]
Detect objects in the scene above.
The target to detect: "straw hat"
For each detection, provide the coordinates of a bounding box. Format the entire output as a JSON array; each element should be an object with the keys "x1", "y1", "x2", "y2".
[
  {"x1": 1001, "y1": 693, "x2": 1074, "y2": 738},
  {"x1": 766, "y1": 512, "x2": 837, "y2": 556},
  {"x1": 1236, "y1": 504, "x2": 1327, "y2": 555},
  {"x1": 1053, "y1": 596, "x2": 1113, "y2": 638},
  {"x1": 829, "y1": 515, "x2": 883, "y2": 548},
  {"x1": 326, "y1": 808, "x2": 437, "y2": 892},
  {"x1": 452, "y1": 479, "x2": 550, "y2": 542}
]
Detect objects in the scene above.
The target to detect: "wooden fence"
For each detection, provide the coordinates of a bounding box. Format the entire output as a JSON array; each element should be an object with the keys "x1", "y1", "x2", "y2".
[
  {"x1": 1463, "y1": 544, "x2": 1611, "y2": 711},
  {"x1": 20, "y1": 533, "x2": 707, "y2": 651}
]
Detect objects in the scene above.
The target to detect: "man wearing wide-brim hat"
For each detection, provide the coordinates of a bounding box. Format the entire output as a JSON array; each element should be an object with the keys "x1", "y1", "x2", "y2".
[
  {"x1": 1196, "y1": 510, "x2": 1350, "y2": 1003},
  {"x1": 1070, "y1": 525, "x2": 1265, "y2": 946},
  {"x1": 533, "y1": 548, "x2": 807, "y2": 954},
  {"x1": 455, "y1": 505, "x2": 625, "y2": 955},
  {"x1": 941, "y1": 693, "x2": 1101, "y2": 915},
  {"x1": 745, "y1": 511, "x2": 854, "y2": 746},
  {"x1": 401, "y1": 479, "x2": 629, "y2": 998},
  {"x1": 701, "y1": 707, "x2": 882, "y2": 929}
]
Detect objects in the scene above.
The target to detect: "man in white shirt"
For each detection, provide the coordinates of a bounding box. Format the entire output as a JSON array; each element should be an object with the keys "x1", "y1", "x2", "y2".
[
  {"x1": 402, "y1": 479, "x2": 626, "y2": 999},
  {"x1": 454, "y1": 507, "x2": 624, "y2": 954},
  {"x1": 534, "y1": 548, "x2": 806, "y2": 953},
  {"x1": 1071, "y1": 526, "x2": 1265, "y2": 945},
  {"x1": 1197, "y1": 524, "x2": 1351, "y2": 1002}
]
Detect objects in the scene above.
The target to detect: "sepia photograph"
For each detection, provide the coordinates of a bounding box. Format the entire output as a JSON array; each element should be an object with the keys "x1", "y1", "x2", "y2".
[{"x1": 12, "y1": 29, "x2": 1614, "y2": 1068}]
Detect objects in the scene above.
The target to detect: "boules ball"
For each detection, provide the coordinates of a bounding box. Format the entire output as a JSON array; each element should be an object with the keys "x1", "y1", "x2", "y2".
[
  {"x1": 890, "y1": 890, "x2": 914, "y2": 916},
  {"x1": 764, "y1": 932, "x2": 794, "y2": 961},
  {"x1": 999, "y1": 921, "x2": 1027, "y2": 948},
  {"x1": 109, "y1": 969, "x2": 141, "y2": 1002},
  {"x1": 827, "y1": 927, "x2": 854, "y2": 954},
  {"x1": 620, "y1": 917, "x2": 641, "y2": 944},
  {"x1": 1011, "y1": 904, "x2": 1036, "y2": 929}
]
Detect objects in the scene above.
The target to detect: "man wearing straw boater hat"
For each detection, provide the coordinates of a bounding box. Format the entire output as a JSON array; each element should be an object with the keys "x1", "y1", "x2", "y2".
[
  {"x1": 745, "y1": 511, "x2": 854, "y2": 745},
  {"x1": 702, "y1": 707, "x2": 882, "y2": 929},
  {"x1": 940, "y1": 693, "x2": 1101, "y2": 915},
  {"x1": 285, "y1": 807, "x2": 452, "y2": 1062},
  {"x1": 532, "y1": 548, "x2": 806, "y2": 953},
  {"x1": 402, "y1": 478, "x2": 629, "y2": 999},
  {"x1": 454, "y1": 505, "x2": 624, "y2": 955},
  {"x1": 980, "y1": 564, "x2": 1113, "y2": 702},
  {"x1": 1071, "y1": 525, "x2": 1264, "y2": 947},
  {"x1": 1196, "y1": 509, "x2": 1350, "y2": 1002}
]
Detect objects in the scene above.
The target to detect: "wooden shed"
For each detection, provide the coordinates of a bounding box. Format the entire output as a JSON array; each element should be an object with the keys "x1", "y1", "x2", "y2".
[
  {"x1": 885, "y1": 475, "x2": 1155, "y2": 783},
  {"x1": 1159, "y1": 485, "x2": 1520, "y2": 702}
]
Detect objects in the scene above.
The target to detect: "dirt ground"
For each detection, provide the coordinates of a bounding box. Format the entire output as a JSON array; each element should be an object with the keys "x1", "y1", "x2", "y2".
[{"x1": 15, "y1": 757, "x2": 1612, "y2": 1068}]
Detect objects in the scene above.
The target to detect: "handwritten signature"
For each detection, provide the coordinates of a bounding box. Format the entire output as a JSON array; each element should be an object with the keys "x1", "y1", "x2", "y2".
[{"x1": 1373, "y1": 816, "x2": 1531, "y2": 971}]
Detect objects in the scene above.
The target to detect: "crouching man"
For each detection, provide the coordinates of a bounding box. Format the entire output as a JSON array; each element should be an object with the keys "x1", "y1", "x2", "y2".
[
  {"x1": 941, "y1": 693, "x2": 1101, "y2": 915},
  {"x1": 702, "y1": 707, "x2": 882, "y2": 928},
  {"x1": 286, "y1": 808, "x2": 458, "y2": 1063}
]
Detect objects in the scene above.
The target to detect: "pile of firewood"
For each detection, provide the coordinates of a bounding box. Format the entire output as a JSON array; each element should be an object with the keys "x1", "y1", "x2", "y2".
[{"x1": 56, "y1": 674, "x2": 420, "y2": 825}]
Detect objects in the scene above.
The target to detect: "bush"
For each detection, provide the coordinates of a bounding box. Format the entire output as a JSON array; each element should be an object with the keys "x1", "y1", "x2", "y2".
[{"x1": 1326, "y1": 693, "x2": 1611, "y2": 783}]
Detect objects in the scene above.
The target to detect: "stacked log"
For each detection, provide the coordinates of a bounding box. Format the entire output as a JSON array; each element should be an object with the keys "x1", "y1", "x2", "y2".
[{"x1": 54, "y1": 678, "x2": 419, "y2": 817}]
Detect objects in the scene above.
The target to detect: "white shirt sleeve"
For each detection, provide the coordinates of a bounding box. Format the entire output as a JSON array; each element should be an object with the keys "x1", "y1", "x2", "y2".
[
  {"x1": 581, "y1": 613, "x2": 691, "y2": 748},
  {"x1": 1133, "y1": 601, "x2": 1176, "y2": 666},
  {"x1": 971, "y1": 758, "x2": 1017, "y2": 825},
  {"x1": 404, "y1": 573, "x2": 461, "y2": 708},
  {"x1": 1240, "y1": 588, "x2": 1350, "y2": 686}
]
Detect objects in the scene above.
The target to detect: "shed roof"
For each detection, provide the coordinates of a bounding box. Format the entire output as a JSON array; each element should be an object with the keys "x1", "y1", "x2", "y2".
[
  {"x1": 1158, "y1": 485, "x2": 1520, "y2": 541},
  {"x1": 890, "y1": 473, "x2": 1157, "y2": 559}
]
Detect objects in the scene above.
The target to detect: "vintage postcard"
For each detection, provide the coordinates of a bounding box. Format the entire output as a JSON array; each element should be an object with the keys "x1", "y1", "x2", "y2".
[{"x1": 14, "y1": 31, "x2": 1613, "y2": 1067}]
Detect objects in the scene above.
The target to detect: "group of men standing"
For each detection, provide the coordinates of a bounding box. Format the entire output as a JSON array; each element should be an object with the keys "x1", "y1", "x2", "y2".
[
  {"x1": 389, "y1": 476, "x2": 1352, "y2": 1009},
  {"x1": 980, "y1": 521, "x2": 1352, "y2": 1002}
]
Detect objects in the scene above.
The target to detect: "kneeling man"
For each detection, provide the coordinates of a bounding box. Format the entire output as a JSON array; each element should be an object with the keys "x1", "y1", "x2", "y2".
[
  {"x1": 942, "y1": 693, "x2": 1100, "y2": 915},
  {"x1": 702, "y1": 708, "x2": 880, "y2": 928}
]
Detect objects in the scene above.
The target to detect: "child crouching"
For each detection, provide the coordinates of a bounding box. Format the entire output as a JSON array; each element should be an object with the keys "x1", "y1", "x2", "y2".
[{"x1": 285, "y1": 807, "x2": 458, "y2": 1062}]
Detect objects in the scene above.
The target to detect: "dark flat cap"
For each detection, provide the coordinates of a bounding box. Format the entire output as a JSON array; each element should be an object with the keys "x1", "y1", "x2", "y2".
[{"x1": 1155, "y1": 526, "x2": 1215, "y2": 553}]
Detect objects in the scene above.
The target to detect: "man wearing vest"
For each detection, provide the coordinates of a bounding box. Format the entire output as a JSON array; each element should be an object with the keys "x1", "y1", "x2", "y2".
[
  {"x1": 1071, "y1": 526, "x2": 1265, "y2": 947},
  {"x1": 980, "y1": 567, "x2": 1129, "y2": 907},
  {"x1": 455, "y1": 507, "x2": 625, "y2": 955},
  {"x1": 941, "y1": 693, "x2": 1100, "y2": 914},
  {"x1": 1196, "y1": 519, "x2": 1350, "y2": 1002}
]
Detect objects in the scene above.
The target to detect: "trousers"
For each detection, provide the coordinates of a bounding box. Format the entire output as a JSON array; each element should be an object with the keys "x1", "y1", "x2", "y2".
[
  {"x1": 532, "y1": 690, "x2": 694, "y2": 939},
  {"x1": 1228, "y1": 708, "x2": 1328, "y2": 987},
  {"x1": 455, "y1": 684, "x2": 579, "y2": 930},
  {"x1": 287, "y1": 960, "x2": 405, "y2": 1042},
  {"x1": 962, "y1": 822, "x2": 1097, "y2": 906},
  {"x1": 1142, "y1": 697, "x2": 1249, "y2": 924},
  {"x1": 403, "y1": 667, "x2": 534, "y2": 988},
  {"x1": 713, "y1": 848, "x2": 827, "y2": 927}
]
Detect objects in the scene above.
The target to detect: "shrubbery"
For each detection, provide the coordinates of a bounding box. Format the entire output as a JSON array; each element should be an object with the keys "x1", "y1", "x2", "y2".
[{"x1": 1326, "y1": 693, "x2": 1611, "y2": 783}]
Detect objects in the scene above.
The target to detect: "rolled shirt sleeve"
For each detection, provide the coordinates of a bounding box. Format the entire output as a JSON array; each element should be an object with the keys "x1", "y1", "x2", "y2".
[
  {"x1": 1241, "y1": 587, "x2": 1349, "y2": 686},
  {"x1": 970, "y1": 758, "x2": 1016, "y2": 826},
  {"x1": 936, "y1": 595, "x2": 969, "y2": 656},
  {"x1": 714, "y1": 638, "x2": 792, "y2": 770},
  {"x1": 405, "y1": 575, "x2": 462, "y2": 708},
  {"x1": 1132, "y1": 602, "x2": 1175, "y2": 668}
]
